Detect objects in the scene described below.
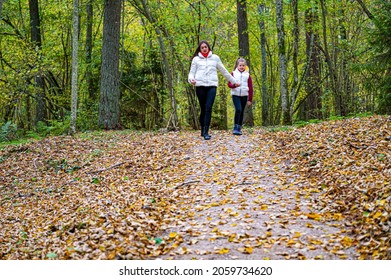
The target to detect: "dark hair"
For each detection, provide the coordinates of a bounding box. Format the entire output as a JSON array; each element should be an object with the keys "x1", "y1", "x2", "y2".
[
  {"x1": 192, "y1": 40, "x2": 212, "y2": 58},
  {"x1": 234, "y1": 57, "x2": 247, "y2": 70}
]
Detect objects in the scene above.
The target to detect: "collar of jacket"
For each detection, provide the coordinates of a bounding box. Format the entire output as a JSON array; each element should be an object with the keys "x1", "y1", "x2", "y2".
[
  {"x1": 198, "y1": 51, "x2": 213, "y2": 59},
  {"x1": 234, "y1": 68, "x2": 248, "y2": 74}
]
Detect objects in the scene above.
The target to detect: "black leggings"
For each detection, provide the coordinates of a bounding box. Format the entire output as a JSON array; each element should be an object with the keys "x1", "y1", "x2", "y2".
[
  {"x1": 196, "y1": 86, "x2": 217, "y2": 127},
  {"x1": 232, "y1": 95, "x2": 248, "y2": 125}
]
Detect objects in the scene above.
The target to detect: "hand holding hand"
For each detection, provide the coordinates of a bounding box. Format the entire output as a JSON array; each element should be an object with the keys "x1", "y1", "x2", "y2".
[{"x1": 234, "y1": 83, "x2": 240, "y2": 87}]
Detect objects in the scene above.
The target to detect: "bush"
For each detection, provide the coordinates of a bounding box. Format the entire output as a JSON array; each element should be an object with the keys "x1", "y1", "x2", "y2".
[{"x1": 0, "y1": 121, "x2": 18, "y2": 142}]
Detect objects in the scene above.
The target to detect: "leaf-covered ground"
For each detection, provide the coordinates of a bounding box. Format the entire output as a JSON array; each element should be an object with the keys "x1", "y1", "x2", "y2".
[{"x1": 0, "y1": 115, "x2": 389, "y2": 260}]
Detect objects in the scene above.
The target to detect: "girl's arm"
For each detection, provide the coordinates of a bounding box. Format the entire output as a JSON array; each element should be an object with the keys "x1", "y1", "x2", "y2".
[
  {"x1": 188, "y1": 58, "x2": 197, "y2": 84},
  {"x1": 228, "y1": 72, "x2": 237, "y2": 88},
  {"x1": 216, "y1": 57, "x2": 237, "y2": 84},
  {"x1": 248, "y1": 75, "x2": 254, "y2": 102}
]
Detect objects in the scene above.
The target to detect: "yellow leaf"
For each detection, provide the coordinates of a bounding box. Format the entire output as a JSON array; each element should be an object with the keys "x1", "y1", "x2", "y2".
[
  {"x1": 219, "y1": 248, "x2": 230, "y2": 254},
  {"x1": 340, "y1": 236, "x2": 353, "y2": 247},
  {"x1": 229, "y1": 212, "x2": 239, "y2": 217},
  {"x1": 333, "y1": 213, "x2": 344, "y2": 220},
  {"x1": 107, "y1": 251, "x2": 116, "y2": 260},
  {"x1": 212, "y1": 227, "x2": 219, "y2": 233},
  {"x1": 306, "y1": 223, "x2": 314, "y2": 228},
  {"x1": 228, "y1": 234, "x2": 237, "y2": 242},
  {"x1": 169, "y1": 232, "x2": 177, "y2": 239},
  {"x1": 293, "y1": 232, "x2": 301, "y2": 238},
  {"x1": 260, "y1": 205, "x2": 268, "y2": 210},
  {"x1": 307, "y1": 213, "x2": 322, "y2": 220},
  {"x1": 287, "y1": 239, "x2": 296, "y2": 246},
  {"x1": 244, "y1": 247, "x2": 253, "y2": 254},
  {"x1": 373, "y1": 211, "x2": 382, "y2": 219}
]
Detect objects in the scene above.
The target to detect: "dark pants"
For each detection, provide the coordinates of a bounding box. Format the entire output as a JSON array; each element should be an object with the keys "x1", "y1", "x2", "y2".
[
  {"x1": 196, "y1": 86, "x2": 217, "y2": 127},
  {"x1": 232, "y1": 95, "x2": 248, "y2": 125}
]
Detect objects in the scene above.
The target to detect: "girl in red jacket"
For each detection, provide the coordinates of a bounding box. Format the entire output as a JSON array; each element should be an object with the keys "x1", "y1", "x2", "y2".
[{"x1": 228, "y1": 58, "x2": 253, "y2": 135}]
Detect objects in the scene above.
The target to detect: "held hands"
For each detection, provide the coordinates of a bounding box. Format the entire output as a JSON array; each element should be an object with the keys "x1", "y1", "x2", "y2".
[{"x1": 234, "y1": 83, "x2": 240, "y2": 87}]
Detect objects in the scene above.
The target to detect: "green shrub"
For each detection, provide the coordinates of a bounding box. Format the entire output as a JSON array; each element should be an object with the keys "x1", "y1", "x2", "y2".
[{"x1": 0, "y1": 121, "x2": 18, "y2": 142}]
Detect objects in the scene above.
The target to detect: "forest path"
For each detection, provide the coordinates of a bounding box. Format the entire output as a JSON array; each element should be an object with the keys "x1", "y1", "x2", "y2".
[{"x1": 154, "y1": 130, "x2": 358, "y2": 260}]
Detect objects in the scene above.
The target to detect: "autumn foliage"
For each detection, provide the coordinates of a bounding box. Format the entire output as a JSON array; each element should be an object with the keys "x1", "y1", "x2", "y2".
[
  {"x1": 0, "y1": 115, "x2": 389, "y2": 259},
  {"x1": 265, "y1": 115, "x2": 390, "y2": 259}
]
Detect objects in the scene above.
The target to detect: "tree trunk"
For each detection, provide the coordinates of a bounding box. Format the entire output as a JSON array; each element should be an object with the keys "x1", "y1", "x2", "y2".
[
  {"x1": 0, "y1": 0, "x2": 4, "y2": 18},
  {"x1": 276, "y1": 0, "x2": 290, "y2": 125},
  {"x1": 138, "y1": 0, "x2": 179, "y2": 130},
  {"x1": 85, "y1": 0, "x2": 95, "y2": 101},
  {"x1": 301, "y1": 2, "x2": 322, "y2": 120},
  {"x1": 319, "y1": 0, "x2": 342, "y2": 116},
  {"x1": 70, "y1": 0, "x2": 79, "y2": 135},
  {"x1": 236, "y1": 0, "x2": 253, "y2": 127},
  {"x1": 98, "y1": 0, "x2": 121, "y2": 129},
  {"x1": 289, "y1": 0, "x2": 299, "y2": 120},
  {"x1": 29, "y1": 0, "x2": 46, "y2": 125},
  {"x1": 338, "y1": 3, "x2": 350, "y2": 116},
  {"x1": 259, "y1": 4, "x2": 269, "y2": 126},
  {"x1": 236, "y1": 0, "x2": 250, "y2": 66}
]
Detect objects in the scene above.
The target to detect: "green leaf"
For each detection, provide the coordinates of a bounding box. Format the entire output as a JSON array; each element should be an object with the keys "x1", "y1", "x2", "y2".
[
  {"x1": 363, "y1": 211, "x2": 370, "y2": 217},
  {"x1": 46, "y1": 252, "x2": 57, "y2": 259},
  {"x1": 154, "y1": 237, "x2": 163, "y2": 244},
  {"x1": 92, "y1": 177, "x2": 100, "y2": 184}
]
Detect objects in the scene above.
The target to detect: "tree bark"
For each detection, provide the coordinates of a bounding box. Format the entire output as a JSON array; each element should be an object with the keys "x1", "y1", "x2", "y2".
[
  {"x1": 289, "y1": 0, "x2": 299, "y2": 119},
  {"x1": 236, "y1": 0, "x2": 253, "y2": 127},
  {"x1": 300, "y1": 2, "x2": 322, "y2": 120},
  {"x1": 259, "y1": 4, "x2": 269, "y2": 126},
  {"x1": 276, "y1": 0, "x2": 290, "y2": 125},
  {"x1": 236, "y1": 0, "x2": 250, "y2": 66},
  {"x1": 85, "y1": 0, "x2": 95, "y2": 101},
  {"x1": 29, "y1": 0, "x2": 46, "y2": 125},
  {"x1": 98, "y1": 0, "x2": 121, "y2": 129},
  {"x1": 70, "y1": 0, "x2": 79, "y2": 135},
  {"x1": 319, "y1": 0, "x2": 343, "y2": 116},
  {"x1": 0, "y1": 0, "x2": 4, "y2": 18}
]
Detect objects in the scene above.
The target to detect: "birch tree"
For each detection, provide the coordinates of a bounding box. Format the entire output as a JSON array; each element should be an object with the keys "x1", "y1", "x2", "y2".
[
  {"x1": 70, "y1": 0, "x2": 79, "y2": 135},
  {"x1": 276, "y1": 0, "x2": 290, "y2": 124},
  {"x1": 259, "y1": 4, "x2": 269, "y2": 126}
]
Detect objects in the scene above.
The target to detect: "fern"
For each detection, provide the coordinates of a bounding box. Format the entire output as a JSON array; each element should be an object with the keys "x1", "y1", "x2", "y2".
[{"x1": 0, "y1": 121, "x2": 18, "y2": 142}]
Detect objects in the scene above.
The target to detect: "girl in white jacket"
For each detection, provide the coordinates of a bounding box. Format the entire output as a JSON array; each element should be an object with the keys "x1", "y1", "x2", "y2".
[
  {"x1": 188, "y1": 40, "x2": 239, "y2": 140},
  {"x1": 228, "y1": 58, "x2": 253, "y2": 135}
]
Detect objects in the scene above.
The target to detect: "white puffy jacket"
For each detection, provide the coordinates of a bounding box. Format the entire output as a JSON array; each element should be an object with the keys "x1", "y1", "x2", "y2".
[
  {"x1": 188, "y1": 51, "x2": 237, "y2": 87},
  {"x1": 230, "y1": 69, "x2": 250, "y2": 97}
]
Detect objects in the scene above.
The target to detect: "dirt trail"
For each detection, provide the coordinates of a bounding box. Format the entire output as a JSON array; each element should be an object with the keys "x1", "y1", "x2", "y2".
[{"x1": 154, "y1": 130, "x2": 358, "y2": 260}]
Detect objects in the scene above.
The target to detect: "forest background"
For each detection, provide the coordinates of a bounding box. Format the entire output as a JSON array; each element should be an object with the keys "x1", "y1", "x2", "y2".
[{"x1": 0, "y1": 0, "x2": 390, "y2": 140}]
